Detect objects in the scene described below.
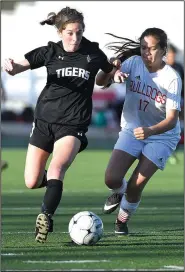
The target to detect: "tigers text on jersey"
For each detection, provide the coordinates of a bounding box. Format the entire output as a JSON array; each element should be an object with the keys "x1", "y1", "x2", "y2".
[
  {"x1": 24, "y1": 37, "x2": 113, "y2": 127},
  {"x1": 120, "y1": 56, "x2": 182, "y2": 140}
]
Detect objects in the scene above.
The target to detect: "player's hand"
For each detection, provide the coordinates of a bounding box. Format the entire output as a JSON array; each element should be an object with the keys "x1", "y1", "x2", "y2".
[
  {"x1": 114, "y1": 70, "x2": 129, "y2": 83},
  {"x1": 133, "y1": 127, "x2": 153, "y2": 140},
  {"x1": 2, "y1": 58, "x2": 16, "y2": 75},
  {"x1": 109, "y1": 57, "x2": 121, "y2": 68}
]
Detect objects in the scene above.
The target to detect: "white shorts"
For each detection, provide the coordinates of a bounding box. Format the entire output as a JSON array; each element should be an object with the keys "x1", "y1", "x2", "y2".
[{"x1": 114, "y1": 129, "x2": 178, "y2": 170}]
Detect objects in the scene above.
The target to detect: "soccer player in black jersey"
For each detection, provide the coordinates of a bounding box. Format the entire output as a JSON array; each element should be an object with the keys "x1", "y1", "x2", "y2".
[{"x1": 3, "y1": 6, "x2": 119, "y2": 243}]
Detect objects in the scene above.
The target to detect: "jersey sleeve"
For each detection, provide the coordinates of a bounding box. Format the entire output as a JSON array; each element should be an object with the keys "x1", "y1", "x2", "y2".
[
  {"x1": 99, "y1": 49, "x2": 114, "y2": 73},
  {"x1": 166, "y1": 77, "x2": 182, "y2": 111},
  {"x1": 24, "y1": 46, "x2": 49, "y2": 70}
]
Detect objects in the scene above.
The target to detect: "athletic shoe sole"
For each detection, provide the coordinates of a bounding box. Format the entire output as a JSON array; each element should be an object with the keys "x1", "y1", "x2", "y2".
[
  {"x1": 115, "y1": 230, "x2": 128, "y2": 235},
  {"x1": 35, "y1": 213, "x2": 49, "y2": 243}
]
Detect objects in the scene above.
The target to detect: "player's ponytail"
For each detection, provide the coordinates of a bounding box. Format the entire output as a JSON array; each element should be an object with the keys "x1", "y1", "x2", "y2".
[
  {"x1": 106, "y1": 28, "x2": 168, "y2": 60},
  {"x1": 105, "y1": 33, "x2": 141, "y2": 62},
  {"x1": 40, "y1": 12, "x2": 56, "y2": 26},
  {"x1": 39, "y1": 7, "x2": 85, "y2": 31}
]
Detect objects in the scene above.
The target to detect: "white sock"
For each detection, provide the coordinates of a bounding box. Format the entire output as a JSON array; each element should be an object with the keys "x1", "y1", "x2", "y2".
[
  {"x1": 109, "y1": 178, "x2": 127, "y2": 194},
  {"x1": 118, "y1": 194, "x2": 140, "y2": 223}
]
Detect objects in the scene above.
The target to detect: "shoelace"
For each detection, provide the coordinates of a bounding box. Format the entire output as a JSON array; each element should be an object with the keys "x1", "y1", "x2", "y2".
[{"x1": 108, "y1": 193, "x2": 122, "y2": 201}]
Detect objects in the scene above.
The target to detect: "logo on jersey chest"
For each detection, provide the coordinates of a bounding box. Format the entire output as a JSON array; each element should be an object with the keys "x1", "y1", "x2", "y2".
[
  {"x1": 56, "y1": 67, "x2": 90, "y2": 80},
  {"x1": 130, "y1": 79, "x2": 166, "y2": 105}
]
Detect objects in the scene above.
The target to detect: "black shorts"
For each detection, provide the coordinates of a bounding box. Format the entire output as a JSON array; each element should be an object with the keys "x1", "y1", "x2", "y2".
[{"x1": 29, "y1": 119, "x2": 88, "y2": 153}]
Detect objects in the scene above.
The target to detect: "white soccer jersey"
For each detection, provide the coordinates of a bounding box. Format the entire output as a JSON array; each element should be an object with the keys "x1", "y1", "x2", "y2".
[{"x1": 120, "y1": 56, "x2": 182, "y2": 140}]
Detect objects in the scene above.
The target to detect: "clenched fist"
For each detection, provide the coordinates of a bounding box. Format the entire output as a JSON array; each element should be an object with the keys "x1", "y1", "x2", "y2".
[
  {"x1": 2, "y1": 58, "x2": 16, "y2": 75},
  {"x1": 133, "y1": 127, "x2": 153, "y2": 140}
]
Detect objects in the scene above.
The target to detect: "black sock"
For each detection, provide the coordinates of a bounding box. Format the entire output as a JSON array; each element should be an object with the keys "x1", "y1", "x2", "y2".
[
  {"x1": 38, "y1": 170, "x2": 47, "y2": 188},
  {"x1": 41, "y1": 179, "x2": 63, "y2": 216}
]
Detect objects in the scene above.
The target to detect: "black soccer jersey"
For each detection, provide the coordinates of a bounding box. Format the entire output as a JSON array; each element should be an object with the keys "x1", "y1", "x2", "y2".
[{"x1": 25, "y1": 37, "x2": 113, "y2": 128}]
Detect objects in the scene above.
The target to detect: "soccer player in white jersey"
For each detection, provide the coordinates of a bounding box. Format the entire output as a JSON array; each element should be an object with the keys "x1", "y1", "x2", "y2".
[{"x1": 96, "y1": 28, "x2": 182, "y2": 235}]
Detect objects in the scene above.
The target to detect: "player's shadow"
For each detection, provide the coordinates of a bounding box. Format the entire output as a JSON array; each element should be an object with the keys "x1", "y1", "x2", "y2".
[{"x1": 64, "y1": 241, "x2": 105, "y2": 247}]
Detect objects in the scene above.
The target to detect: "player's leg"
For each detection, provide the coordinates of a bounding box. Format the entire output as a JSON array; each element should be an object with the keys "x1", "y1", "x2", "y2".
[
  {"x1": 24, "y1": 144, "x2": 50, "y2": 189},
  {"x1": 25, "y1": 119, "x2": 53, "y2": 189},
  {"x1": 35, "y1": 135, "x2": 81, "y2": 243},
  {"x1": 24, "y1": 144, "x2": 53, "y2": 241},
  {"x1": 103, "y1": 129, "x2": 143, "y2": 214},
  {"x1": 25, "y1": 119, "x2": 56, "y2": 241},
  {"x1": 115, "y1": 155, "x2": 158, "y2": 234},
  {"x1": 103, "y1": 150, "x2": 137, "y2": 214},
  {"x1": 115, "y1": 142, "x2": 173, "y2": 235}
]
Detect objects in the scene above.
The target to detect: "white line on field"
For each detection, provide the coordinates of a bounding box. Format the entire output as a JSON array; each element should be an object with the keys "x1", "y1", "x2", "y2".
[
  {"x1": 1, "y1": 207, "x2": 183, "y2": 211},
  {"x1": 2, "y1": 268, "x2": 184, "y2": 271},
  {"x1": 1, "y1": 253, "x2": 23, "y2": 256},
  {"x1": 164, "y1": 266, "x2": 184, "y2": 270},
  {"x1": 2, "y1": 231, "x2": 35, "y2": 234},
  {"x1": 2, "y1": 229, "x2": 183, "y2": 235},
  {"x1": 2, "y1": 190, "x2": 27, "y2": 193},
  {"x1": 24, "y1": 260, "x2": 110, "y2": 264}
]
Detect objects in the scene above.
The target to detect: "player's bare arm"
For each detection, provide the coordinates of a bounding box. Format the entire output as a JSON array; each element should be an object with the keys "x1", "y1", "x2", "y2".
[
  {"x1": 96, "y1": 58, "x2": 121, "y2": 86},
  {"x1": 2, "y1": 58, "x2": 30, "y2": 76},
  {"x1": 134, "y1": 109, "x2": 179, "y2": 140}
]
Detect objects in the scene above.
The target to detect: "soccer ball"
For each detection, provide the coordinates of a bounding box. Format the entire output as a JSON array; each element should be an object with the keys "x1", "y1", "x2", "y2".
[{"x1": 68, "y1": 211, "x2": 103, "y2": 245}]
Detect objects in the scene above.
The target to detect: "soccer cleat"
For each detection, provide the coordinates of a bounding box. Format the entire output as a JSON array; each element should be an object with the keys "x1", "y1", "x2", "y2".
[
  {"x1": 114, "y1": 218, "x2": 128, "y2": 235},
  {"x1": 103, "y1": 193, "x2": 123, "y2": 214},
  {"x1": 35, "y1": 213, "x2": 53, "y2": 243}
]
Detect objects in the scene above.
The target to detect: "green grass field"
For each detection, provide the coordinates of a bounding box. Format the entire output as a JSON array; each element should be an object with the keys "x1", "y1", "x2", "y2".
[{"x1": 1, "y1": 148, "x2": 184, "y2": 271}]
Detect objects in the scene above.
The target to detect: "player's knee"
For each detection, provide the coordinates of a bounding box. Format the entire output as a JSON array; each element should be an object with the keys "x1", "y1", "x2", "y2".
[
  {"x1": 25, "y1": 179, "x2": 37, "y2": 189},
  {"x1": 105, "y1": 170, "x2": 121, "y2": 189},
  {"x1": 47, "y1": 161, "x2": 69, "y2": 180},
  {"x1": 24, "y1": 173, "x2": 39, "y2": 189}
]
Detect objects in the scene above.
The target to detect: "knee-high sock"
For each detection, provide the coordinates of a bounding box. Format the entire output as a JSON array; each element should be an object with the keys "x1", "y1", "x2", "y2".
[
  {"x1": 41, "y1": 179, "x2": 63, "y2": 217},
  {"x1": 118, "y1": 194, "x2": 140, "y2": 223},
  {"x1": 109, "y1": 178, "x2": 127, "y2": 194}
]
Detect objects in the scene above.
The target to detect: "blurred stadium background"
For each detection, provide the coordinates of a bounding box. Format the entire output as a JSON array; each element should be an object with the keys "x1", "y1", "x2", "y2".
[
  {"x1": 1, "y1": 2, "x2": 184, "y2": 271},
  {"x1": 1, "y1": 1, "x2": 184, "y2": 151}
]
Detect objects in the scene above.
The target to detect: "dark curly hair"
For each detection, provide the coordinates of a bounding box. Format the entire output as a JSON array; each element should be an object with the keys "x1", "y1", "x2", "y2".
[{"x1": 106, "y1": 27, "x2": 168, "y2": 61}]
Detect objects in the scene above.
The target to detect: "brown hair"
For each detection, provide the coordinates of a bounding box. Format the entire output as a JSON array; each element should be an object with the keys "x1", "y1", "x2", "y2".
[{"x1": 40, "y1": 6, "x2": 85, "y2": 31}]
